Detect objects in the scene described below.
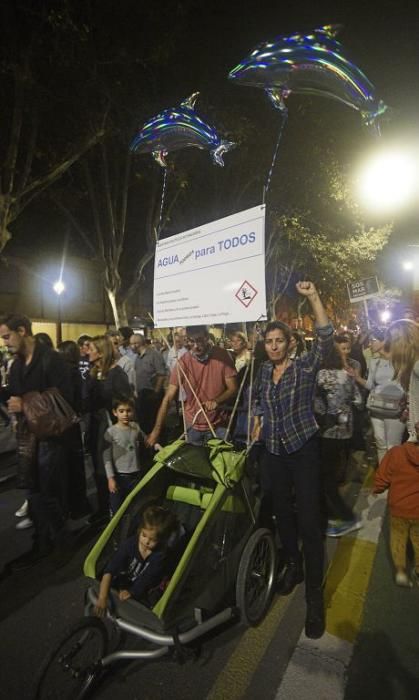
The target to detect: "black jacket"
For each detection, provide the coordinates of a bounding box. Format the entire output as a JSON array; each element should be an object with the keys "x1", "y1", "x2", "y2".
[{"x1": 7, "y1": 341, "x2": 75, "y2": 408}]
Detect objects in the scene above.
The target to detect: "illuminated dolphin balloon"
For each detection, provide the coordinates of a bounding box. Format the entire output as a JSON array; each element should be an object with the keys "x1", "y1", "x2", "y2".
[
  {"x1": 228, "y1": 24, "x2": 387, "y2": 128},
  {"x1": 130, "y1": 93, "x2": 235, "y2": 167}
]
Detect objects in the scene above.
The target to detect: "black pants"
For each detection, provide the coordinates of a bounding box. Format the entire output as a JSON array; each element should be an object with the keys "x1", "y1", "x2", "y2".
[
  {"x1": 320, "y1": 438, "x2": 354, "y2": 522},
  {"x1": 260, "y1": 435, "x2": 324, "y2": 591},
  {"x1": 136, "y1": 388, "x2": 163, "y2": 435},
  {"x1": 109, "y1": 472, "x2": 141, "y2": 517}
]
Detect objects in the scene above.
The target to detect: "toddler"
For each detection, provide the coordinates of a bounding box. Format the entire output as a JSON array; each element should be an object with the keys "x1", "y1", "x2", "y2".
[
  {"x1": 103, "y1": 398, "x2": 143, "y2": 517},
  {"x1": 95, "y1": 505, "x2": 178, "y2": 615},
  {"x1": 374, "y1": 421, "x2": 419, "y2": 587}
]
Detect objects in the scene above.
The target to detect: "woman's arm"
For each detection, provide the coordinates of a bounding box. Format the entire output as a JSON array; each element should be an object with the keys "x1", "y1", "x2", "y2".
[{"x1": 296, "y1": 281, "x2": 329, "y2": 327}]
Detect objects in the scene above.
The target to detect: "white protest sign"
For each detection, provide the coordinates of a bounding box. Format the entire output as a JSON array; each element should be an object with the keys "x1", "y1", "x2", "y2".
[{"x1": 153, "y1": 205, "x2": 267, "y2": 327}]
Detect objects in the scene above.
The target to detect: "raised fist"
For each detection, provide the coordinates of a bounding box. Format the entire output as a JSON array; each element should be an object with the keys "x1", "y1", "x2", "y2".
[{"x1": 296, "y1": 281, "x2": 317, "y2": 297}]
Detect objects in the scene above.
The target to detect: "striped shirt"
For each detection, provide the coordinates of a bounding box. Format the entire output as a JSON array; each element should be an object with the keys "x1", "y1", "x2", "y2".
[{"x1": 254, "y1": 323, "x2": 334, "y2": 454}]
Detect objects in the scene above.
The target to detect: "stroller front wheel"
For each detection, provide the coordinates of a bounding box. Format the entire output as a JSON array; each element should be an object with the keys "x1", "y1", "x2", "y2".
[
  {"x1": 33, "y1": 616, "x2": 108, "y2": 700},
  {"x1": 236, "y1": 528, "x2": 277, "y2": 626}
]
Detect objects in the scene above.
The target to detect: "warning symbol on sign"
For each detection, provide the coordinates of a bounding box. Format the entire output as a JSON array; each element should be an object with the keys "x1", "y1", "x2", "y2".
[{"x1": 235, "y1": 280, "x2": 258, "y2": 308}]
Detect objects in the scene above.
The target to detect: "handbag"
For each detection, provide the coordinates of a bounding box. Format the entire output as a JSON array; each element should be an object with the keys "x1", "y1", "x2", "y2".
[
  {"x1": 366, "y1": 383, "x2": 405, "y2": 419},
  {"x1": 22, "y1": 387, "x2": 79, "y2": 439}
]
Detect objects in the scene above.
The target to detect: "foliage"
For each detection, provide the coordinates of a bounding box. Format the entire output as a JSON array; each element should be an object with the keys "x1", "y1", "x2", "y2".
[{"x1": 263, "y1": 135, "x2": 392, "y2": 319}]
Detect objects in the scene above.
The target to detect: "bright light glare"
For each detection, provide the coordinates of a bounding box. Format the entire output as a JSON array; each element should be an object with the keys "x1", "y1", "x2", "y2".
[
  {"x1": 380, "y1": 309, "x2": 392, "y2": 323},
  {"x1": 403, "y1": 260, "x2": 414, "y2": 271},
  {"x1": 53, "y1": 280, "x2": 65, "y2": 295},
  {"x1": 356, "y1": 149, "x2": 418, "y2": 213}
]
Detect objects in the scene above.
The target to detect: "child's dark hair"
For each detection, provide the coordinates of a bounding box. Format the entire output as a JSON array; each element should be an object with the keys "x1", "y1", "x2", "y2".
[
  {"x1": 112, "y1": 396, "x2": 135, "y2": 411},
  {"x1": 138, "y1": 505, "x2": 178, "y2": 545}
]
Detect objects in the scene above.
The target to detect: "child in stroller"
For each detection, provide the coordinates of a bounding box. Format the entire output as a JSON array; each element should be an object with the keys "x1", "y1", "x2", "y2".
[{"x1": 95, "y1": 505, "x2": 179, "y2": 614}]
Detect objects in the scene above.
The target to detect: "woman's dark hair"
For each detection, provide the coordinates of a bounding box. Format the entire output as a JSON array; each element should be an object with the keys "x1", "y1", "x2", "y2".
[
  {"x1": 118, "y1": 326, "x2": 134, "y2": 343},
  {"x1": 335, "y1": 334, "x2": 351, "y2": 345},
  {"x1": 322, "y1": 343, "x2": 345, "y2": 370},
  {"x1": 291, "y1": 331, "x2": 306, "y2": 356},
  {"x1": 57, "y1": 340, "x2": 80, "y2": 366},
  {"x1": 34, "y1": 332, "x2": 54, "y2": 349},
  {"x1": 263, "y1": 321, "x2": 292, "y2": 343}
]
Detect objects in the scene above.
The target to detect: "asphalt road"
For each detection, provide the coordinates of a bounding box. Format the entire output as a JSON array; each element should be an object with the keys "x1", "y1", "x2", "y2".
[
  {"x1": 0, "y1": 477, "x2": 308, "y2": 700},
  {"x1": 2, "y1": 447, "x2": 418, "y2": 700}
]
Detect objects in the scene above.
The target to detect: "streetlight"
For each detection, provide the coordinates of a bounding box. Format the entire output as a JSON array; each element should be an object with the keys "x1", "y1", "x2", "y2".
[
  {"x1": 53, "y1": 279, "x2": 65, "y2": 344},
  {"x1": 380, "y1": 308, "x2": 392, "y2": 324},
  {"x1": 53, "y1": 280, "x2": 65, "y2": 296},
  {"x1": 355, "y1": 147, "x2": 419, "y2": 213}
]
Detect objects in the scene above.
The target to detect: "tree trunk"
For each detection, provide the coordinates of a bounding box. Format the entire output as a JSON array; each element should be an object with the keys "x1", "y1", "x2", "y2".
[{"x1": 106, "y1": 288, "x2": 128, "y2": 328}]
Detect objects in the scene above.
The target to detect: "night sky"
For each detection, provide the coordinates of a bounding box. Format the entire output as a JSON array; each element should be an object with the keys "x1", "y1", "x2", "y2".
[{"x1": 4, "y1": 0, "x2": 419, "y2": 292}]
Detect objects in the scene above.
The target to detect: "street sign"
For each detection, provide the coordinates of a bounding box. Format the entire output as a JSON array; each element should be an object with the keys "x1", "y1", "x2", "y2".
[
  {"x1": 153, "y1": 205, "x2": 267, "y2": 327},
  {"x1": 347, "y1": 277, "x2": 380, "y2": 303}
]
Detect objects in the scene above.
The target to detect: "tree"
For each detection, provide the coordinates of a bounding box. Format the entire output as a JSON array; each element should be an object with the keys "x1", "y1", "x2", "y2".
[
  {"x1": 262, "y1": 127, "x2": 393, "y2": 320},
  {"x1": 53, "y1": 140, "x2": 189, "y2": 327},
  {"x1": 0, "y1": 0, "x2": 105, "y2": 254}
]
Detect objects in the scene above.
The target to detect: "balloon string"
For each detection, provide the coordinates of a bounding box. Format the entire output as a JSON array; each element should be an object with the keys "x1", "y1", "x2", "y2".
[
  {"x1": 156, "y1": 167, "x2": 168, "y2": 238},
  {"x1": 263, "y1": 111, "x2": 288, "y2": 205}
]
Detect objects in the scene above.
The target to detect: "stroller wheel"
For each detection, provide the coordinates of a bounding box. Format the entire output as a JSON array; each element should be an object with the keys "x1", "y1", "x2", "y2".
[
  {"x1": 33, "y1": 616, "x2": 108, "y2": 700},
  {"x1": 236, "y1": 528, "x2": 277, "y2": 626}
]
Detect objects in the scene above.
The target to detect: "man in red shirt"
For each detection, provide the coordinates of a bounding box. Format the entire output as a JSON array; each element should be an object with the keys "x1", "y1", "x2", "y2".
[{"x1": 146, "y1": 326, "x2": 237, "y2": 446}]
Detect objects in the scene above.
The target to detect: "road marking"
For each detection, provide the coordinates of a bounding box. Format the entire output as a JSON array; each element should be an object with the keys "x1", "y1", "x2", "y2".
[
  {"x1": 206, "y1": 594, "x2": 293, "y2": 700},
  {"x1": 208, "y1": 471, "x2": 388, "y2": 700},
  {"x1": 276, "y1": 470, "x2": 387, "y2": 700},
  {"x1": 325, "y1": 538, "x2": 377, "y2": 643}
]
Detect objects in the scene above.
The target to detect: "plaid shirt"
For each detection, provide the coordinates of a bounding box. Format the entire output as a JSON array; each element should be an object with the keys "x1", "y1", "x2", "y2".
[{"x1": 254, "y1": 323, "x2": 334, "y2": 454}]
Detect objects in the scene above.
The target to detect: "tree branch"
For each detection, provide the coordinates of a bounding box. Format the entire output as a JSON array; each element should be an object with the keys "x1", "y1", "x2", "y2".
[
  {"x1": 50, "y1": 195, "x2": 97, "y2": 258},
  {"x1": 20, "y1": 129, "x2": 105, "y2": 199}
]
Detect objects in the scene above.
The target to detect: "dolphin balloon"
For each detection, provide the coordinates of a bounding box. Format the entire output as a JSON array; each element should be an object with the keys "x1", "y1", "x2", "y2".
[
  {"x1": 228, "y1": 24, "x2": 387, "y2": 128},
  {"x1": 130, "y1": 93, "x2": 235, "y2": 167}
]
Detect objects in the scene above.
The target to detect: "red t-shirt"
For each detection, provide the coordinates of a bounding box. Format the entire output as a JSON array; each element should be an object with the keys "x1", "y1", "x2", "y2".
[{"x1": 169, "y1": 347, "x2": 237, "y2": 430}]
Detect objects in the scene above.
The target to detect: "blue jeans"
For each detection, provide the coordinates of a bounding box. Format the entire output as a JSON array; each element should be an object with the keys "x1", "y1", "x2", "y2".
[
  {"x1": 186, "y1": 425, "x2": 227, "y2": 446},
  {"x1": 260, "y1": 434, "x2": 324, "y2": 592}
]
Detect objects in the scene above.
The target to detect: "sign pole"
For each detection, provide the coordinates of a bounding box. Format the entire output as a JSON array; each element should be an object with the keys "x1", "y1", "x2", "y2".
[{"x1": 363, "y1": 299, "x2": 370, "y2": 329}]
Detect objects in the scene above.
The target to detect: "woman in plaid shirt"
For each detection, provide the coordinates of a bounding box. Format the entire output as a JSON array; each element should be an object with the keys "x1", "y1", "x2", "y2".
[{"x1": 253, "y1": 281, "x2": 334, "y2": 639}]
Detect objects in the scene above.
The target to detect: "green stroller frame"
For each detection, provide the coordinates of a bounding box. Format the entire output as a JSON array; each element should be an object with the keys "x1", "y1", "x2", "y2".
[{"x1": 34, "y1": 439, "x2": 277, "y2": 700}]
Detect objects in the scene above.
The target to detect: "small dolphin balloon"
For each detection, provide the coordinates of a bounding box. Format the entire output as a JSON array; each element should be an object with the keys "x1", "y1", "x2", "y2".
[
  {"x1": 130, "y1": 93, "x2": 235, "y2": 167},
  {"x1": 228, "y1": 24, "x2": 386, "y2": 128}
]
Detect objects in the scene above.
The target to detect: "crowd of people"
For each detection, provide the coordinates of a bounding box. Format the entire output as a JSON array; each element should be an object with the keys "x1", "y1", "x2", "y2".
[{"x1": 1, "y1": 284, "x2": 419, "y2": 641}]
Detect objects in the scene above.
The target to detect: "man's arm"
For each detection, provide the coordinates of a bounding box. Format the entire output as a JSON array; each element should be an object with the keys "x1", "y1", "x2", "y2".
[
  {"x1": 203, "y1": 375, "x2": 238, "y2": 411},
  {"x1": 154, "y1": 374, "x2": 166, "y2": 393},
  {"x1": 146, "y1": 383, "x2": 178, "y2": 447}
]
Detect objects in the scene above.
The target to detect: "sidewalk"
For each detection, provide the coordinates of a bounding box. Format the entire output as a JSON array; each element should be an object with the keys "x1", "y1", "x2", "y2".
[{"x1": 275, "y1": 467, "x2": 419, "y2": 700}]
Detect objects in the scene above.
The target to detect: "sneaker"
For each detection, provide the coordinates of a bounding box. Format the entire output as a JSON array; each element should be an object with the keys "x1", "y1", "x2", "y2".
[
  {"x1": 16, "y1": 517, "x2": 33, "y2": 530},
  {"x1": 277, "y1": 560, "x2": 304, "y2": 595},
  {"x1": 15, "y1": 500, "x2": 28, "y2": 518},
  {"x1": 395, "y1": 570, "x2": 413, "y2": 587},
  {"x1": 326, "y1": 519, "x2": 362, "y2": 538}
]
